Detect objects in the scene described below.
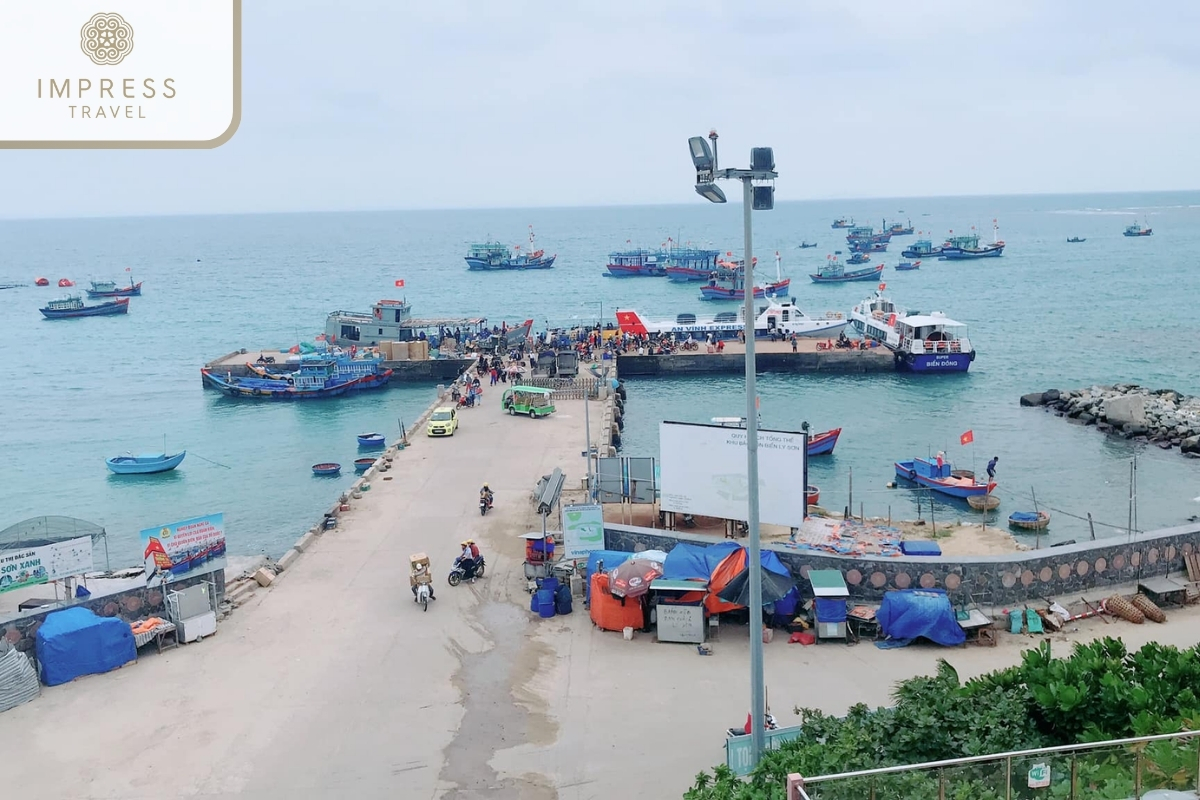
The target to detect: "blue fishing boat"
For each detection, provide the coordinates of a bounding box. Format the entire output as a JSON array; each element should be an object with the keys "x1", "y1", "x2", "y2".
[
  {"x1": 808, "y1": 428, "x2": 841, "y2": 456},
  {"x1": 40, "y1": 295, "x2": 129, "y2": 319},
  {"x1": 831, "y1": 217, "x2": 853, "y2": 229},
  {"x1": 354, "y1": 457, "x2": 377, "y2": 473},
  {"x1": 606, "y1": 248, "x2": 667, "y2": 277},
  {"x1": 894, "y1": 261, "x2": 921, "y2": 271},
  {"x1": 901, "y1": 239, "x2": 943, "y2": 259},
  {"x1": 664, "y1": 247, "x2": 721, "y2": 282},
  {"x1": 846, "y1": 226, "x2": 892, "y2": 246},
  {"x1": 895, "y1": 457, "x2": 996, "y2": 498},
  {"x1": 810, "y1": 254, "x2": 885, "y2": 284},
  {"x1": 106, "y1": 451, "x2": 186, "y2": 474},
  {"x1": 357, "y1": 432, "x2": 386, "y2": 448},
  {"x1": 848, "y1": 239, "x2": 888, "y2": 254},
  {"x1": 201, "y1": 357, "x2": 393, "y2": 400},
  {"x1": 941, "y1": 222, "x2": 1004, "y2": 259},
  {"x1": 1123, "y1": 221, "x2": 1152, "y2": 237},
  {"x1": 1066, "y1": 237, "x2": 1086, "y2": 243},
  {"x1": 886, "y1": 219, "x2": 915, "y2": 236},
  {"x1": 312, "y1": 462, "x2": 341, "y2": 476},
  {"x1": 699, "y1": 253, "x2": 789, "y2": 300},
  {"x1": 846, "y1": 252, "x2": 871, "y2": 265},
  {"x1": 465, "y1": 227, "x2": 556, "y2": 270},
  {"x1": 798, "y1": 241, "x2": 818, "y2": 249},
  {"x1": 86, "y1": 278, "x2": 142, "y2": 297}
]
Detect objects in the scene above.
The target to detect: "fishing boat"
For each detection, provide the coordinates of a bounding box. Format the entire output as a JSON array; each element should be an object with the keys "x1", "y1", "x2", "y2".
[
  {"x1": 605, "y1": 248, "x2": 667, "y2": 277},
  {"x1": 354, "y1": 457, "x2": 377, "y2": 473},
  {"x1": 941, "y1": 221, "x2": 1004, "y2": 259},
  {"x1": 86, "y1": 279, "x2": 143, "y2": 297},
  {"x1": 810, "y1": 254, "x2": 884, "y2": 284},
  {"x1": 901, "y1": 239, "x2": 943, "y2": 259},
  {"x1": 886, "y1": 219, "x2": 915, "y2": 236},
  {"x1": 846, "y1": 226, "x2": 892, "y2": 246},
  {"x1": 808, "y1": 428, "x2": 841, "y2": 456},
  {"x1": 1123, "y1": 221, "x2": 1152, "y2": 237},
  {"x1": 246, "y1": 361, "x2": 289, "y2": 380},
  {"x1": 894, "y1": 261, "x2": 921, "y2": 271},
  {"x1": 798, "y1": 241, "x2": 818, "y2": 249},
  {"x1": 312, "y1": 463, "x2": 341, "y2": 476},
  {"x1": 357, "y1": 432, "x2": 386, "y2": 448},
  {"x1": 105, "y1": 451, "x2": 186, "y2": 474},
  {"x1": 846, "y1": 252, "x2": 872, "y2": 265},
  {"x1": 831, "y1": 218, "x2": 854, "y2": 229},
  {"x1": 698, "y1": 253, "x2": 789, "y2": 300},
  {"x1": 201, "y1": 357, "x2": 393, "y2": 400},
  {"x1": 1066, "y1": 237, "x2": 1086, "y2": 243},
  {"x1": 663, "y1": 247, "x2": 721, "y2": 282},
  {"x1": 848, "y1": 239, "x2": 888, "y2": 253},
  {"x1": 465, "y1": 227, "x2": 556, "y2": 270},
  {"x1": 1009, "y1": 510, "x2": 1050, "y2": 530},
  {"x1": 615, "y1": 297, "x2": 847, "y2": 341},
  {"x1": 325, "y1": 298, "x2": 488, "y2": 348},
  {"x1": 895, "y1": 457, "x2": 996, "y2": 498},
  {"x1": 40, "y1": 295, "x2": 129, "y2": 319}
]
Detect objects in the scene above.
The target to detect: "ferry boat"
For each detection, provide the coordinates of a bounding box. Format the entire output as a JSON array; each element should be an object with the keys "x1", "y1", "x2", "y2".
[
  {"x1": 325, "y1": 298, "x2": 488, "y2": 347},
  {"x1": 901, "y1": 238, "x2": 943, "y2": 259},
  {"x1": 892, "y1": 313, "x2": 975, "y2": 372},
  {"x1": 40, "y1": 295, "x2": 129, "y2": 319},
  {"x1": 941, "y1": 221, "x2": 1004, "y2": 259},
  {"x1": 810, "y1": 254, "x2": 884, "y2": 284},
  {"x1": 886, "y1": 219, "x2": 915, "y2": 236},
  {"x1": 850, "y1": 286, "x2": 910, "y2": 340},
  {"x1": 86, "y1": 278, "x2": 143, "y2": 297},
  {"x1": 606, "y1": 248, "x2": 667, "y2": 277},
  {"x1": 699, "y1": 253, "x2": 789, "y2": 301},
  {"x1": 663, "y1": 247, "x2": 721, "y2": 282},
  {"x1": 615, "y1": 298, "x2": 847, "y2": 341},
  {"x1": 1123, "y1": 221, "x2": 1152, "y2": 237},
  {"x1": 465, "y1": 227, "x2": 556, "y2": 270},
  {"x1": 831, "y1": 217, "x2": 854, "y2": 229},
  {"x1": 201, "y1": 356, "x2": 393, "y2": 400}
]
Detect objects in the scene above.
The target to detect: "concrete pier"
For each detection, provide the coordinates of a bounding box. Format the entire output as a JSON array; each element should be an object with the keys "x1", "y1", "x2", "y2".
[{"x1": 203, "y1": 348, "x2": 473, "y2": 383}]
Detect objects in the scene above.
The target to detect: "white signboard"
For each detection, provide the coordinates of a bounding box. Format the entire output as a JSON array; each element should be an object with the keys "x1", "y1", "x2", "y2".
[
  {"x1": 656, "y1": 603, "x2": 705, "y2": 644},
  {"x1": 0, "y1": 535, "x2": 93, "y2": 594},
  {"x1": 561, "y1": 504, "x2": 604, "y2": 560},
  {"x1": 658, "y1": 421, "x2": 808, "y2": 529}
]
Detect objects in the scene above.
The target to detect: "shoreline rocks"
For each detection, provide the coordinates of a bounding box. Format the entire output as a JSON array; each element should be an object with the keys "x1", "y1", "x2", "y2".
[{"x1": 1021, "y1": 384, "x2": 1200, "y2": 457}]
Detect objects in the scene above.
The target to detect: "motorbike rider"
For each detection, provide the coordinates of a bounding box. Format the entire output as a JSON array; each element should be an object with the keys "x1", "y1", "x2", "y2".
[
  {"x1": 410, "y1": 560, "x2": 436, "y2": 601},
  {"x1": 480, "y1": 483, "x2": 494, "y2": 509},
  {"x1": 458, "y1": 540, "x2": 478, "y2": 581},
  {"x1": 466, "y1": 539, "x2": 481, "y2": 561}
]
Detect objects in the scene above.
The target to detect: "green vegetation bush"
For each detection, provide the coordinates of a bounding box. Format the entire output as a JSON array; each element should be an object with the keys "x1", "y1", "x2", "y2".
[{"x1": 684, "y1": 638, "x2": 1200, "y2": 800}]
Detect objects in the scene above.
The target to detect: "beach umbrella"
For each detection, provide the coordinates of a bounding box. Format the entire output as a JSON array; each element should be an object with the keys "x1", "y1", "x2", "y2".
[
  {"x1": 717, "y1": 566, "x2": 796, "y2": 608},
  {"x1": 608, "y1": 559, "x2": 663, "y2": 599}
]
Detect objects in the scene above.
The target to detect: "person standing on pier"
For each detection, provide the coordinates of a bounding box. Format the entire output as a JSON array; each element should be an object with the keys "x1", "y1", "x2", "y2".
[{"x1": 791, "y1": 334, "x2": 798, "y2": 353}]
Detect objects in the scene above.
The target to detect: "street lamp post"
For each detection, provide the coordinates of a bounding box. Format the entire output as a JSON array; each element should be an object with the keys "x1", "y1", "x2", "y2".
[{"x1": 688, "y1": 130, "x2": 776, "y2": 766}]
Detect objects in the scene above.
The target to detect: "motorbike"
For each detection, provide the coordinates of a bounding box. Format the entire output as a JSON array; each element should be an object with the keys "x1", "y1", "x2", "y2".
[
  {"x1": 479, "y1": 494, "x2": 493, "y2": 516},
  {"x1": 414, "y1": 581, "x2": 432, "y2": 611},
  {"x1": 448, "y1": 554, "x2": 486, "y2": 586}
]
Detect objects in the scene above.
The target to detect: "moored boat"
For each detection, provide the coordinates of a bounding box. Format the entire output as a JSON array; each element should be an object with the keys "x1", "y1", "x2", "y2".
[
  {"x1": 848, "y1": 239, "x2": 887, "y2": 253},
  {"x1": 1123, "y1": 221, "x2": 1152, "y2": 237},
  {"x1": 605, "y1": 248, "x2": 667, "y2": 277},
  {"x1": 201, "y1": 357, "x2": 392, "y2": 400},
  {"x1": 357, "y1": 432, "x2": 386, "y2": 448},
  {"x1": 105, "y1": 451, "x2": 186, "y2": 474},
  {"x1": 850, "y1": 286, "x2": 910, "y2": 340},
  {"x1": 810, "y1": 254, "x2": 884, "y2": 284},
  {"x1": 40, "y1": 295, "x2": 129, "y2": 319},
  {"x1": 901, "y1": 238, "x2": 943, "y2": 259},
  {"x1": 354, "y1": 457, "x2": 377, "y2": 473},
  {"x1": 663, "y1": 246, "x2": 721, "y2": 282},
  {"x1": 1066, "y1": 237, "x2": 1086, "y2": 243},
  {"x1": 806, "y1": 485, "x2": 820, "y2": 506},
  {"x1": 846, "y1": 226, "x2": 892, "y2": 246},
  {"x1": 699, "y1": 253, "x2": 789, "y2": 300},
  {"x1": 894, "y1": 261, "x2": 921, "y2": 271},
  {"x1": 798, "y1": 241, "x2": 818, "y2": 249},
  {"x1": 465, "y1": 227, "x2": 556, "y2": 270},
  {"x1": 312, "y1": 463, "x2": 341, "y2": 476},
  {"x1": 831, "y1": 217, "x2": 854, "y2": 229},
  {"x1": 891, "y1": 312, "x2": 975, "y2": 372},
  {"x1": 615, "y1": 297, "x2": 847, "y2": 341},
  {"x1": 846, "y1": 252, "x2": 872, "y2": 265},
  {"x1": 325, "y1": 298, "x2": 487, "y2": 348},
  {"x1": 1009, "y1": 510, "x2": 1050, "y2": 530},
  {"x1": 886, "y1": 219, "x2": 914, "y2": 236},
  {"x1": 808, "y1": 428, "x2": 841, "y2": 456},
  {"x1": 86, "y1": 279, "x2": 143, "y2": 297},
  {"x1": 895, "y1": 457, "x2": 996, "y2": 498},
  {"x1": 941, "y1": 221, "x2": 1004, "y2": 259}
]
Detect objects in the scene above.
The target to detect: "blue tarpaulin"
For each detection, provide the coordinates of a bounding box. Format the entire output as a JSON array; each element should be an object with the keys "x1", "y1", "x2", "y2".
[
  {"x1": 875, "y1": 589, "x2": 965, "y2": 647},
  {"x1": 815, "y1": 597, "x2": 847, "y2": 623},
  {"x1": 660, "y1": 541, "x2": 741, "y2": 582},
  {"x1": 35, "y1": 607, "x2": 136, "y2": 687}
]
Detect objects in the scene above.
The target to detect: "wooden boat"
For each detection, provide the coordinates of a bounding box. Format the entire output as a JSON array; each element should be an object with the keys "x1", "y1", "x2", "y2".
[
  {"x1": 40, "y1": 296, "x2": 129, "y2": 319},
  {"x1": 810, "y1": 256, "x2": 884, "y2": 284},
  {"x1": 354, "y1": 457, "x2": 377, "y2": 473},
  {"x1": 1066, "y1": 237, "x2": 1086, "y2": 243},
  {"x1": 798, "y1": 241, "x2": 818, "y2": 249},
  {"x1": 106, "y1": 451, "x2": 186, "y2": 474},
  {"x1": 808, "y1": 428, "x2": 841, "y2": 456},
  {"x1": 806, "y1": 485, "x2": 820, "y2": 506},
  {"x1": 357, "y1": 433, "x2": 386, "y2": 448},
  {"x1": 894, "y1": 261, "x2": 921, "y2": 271},
  {"x1": 86, "y1": 279, "x2": 143, "y2": 298},
  {"x1": 1008, "y1": 510, "x2": 1050, "y2": 530},
  {"x1": 1123, "y1": 222, "x2": 1152, "y2": 237},
  {"x1": 968, "y1": 494, "x2": 1000, "y2": 511},
  {"x1": 895, "y1": 457, "x2": 996, "y2": 498},
  {"x1": 831, "y1": 218, "x2": 853, "y2": 229},
  {"x1": 312, "y1": 463, "x2": 341, "y2": 476}
]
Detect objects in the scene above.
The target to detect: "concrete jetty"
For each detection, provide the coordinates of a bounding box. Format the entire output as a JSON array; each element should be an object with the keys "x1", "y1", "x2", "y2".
[
  {"x1": 203, "y1": 348, "x2": 473, "y2": 383},
  {"x1": 616, "y1": 338, "x2": 893, "y2": 377}
]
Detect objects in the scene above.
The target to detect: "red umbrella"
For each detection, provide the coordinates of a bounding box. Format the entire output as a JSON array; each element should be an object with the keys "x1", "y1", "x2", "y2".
[{"x1": 609, "y1": 559, "x2": 664, "y2": 599}]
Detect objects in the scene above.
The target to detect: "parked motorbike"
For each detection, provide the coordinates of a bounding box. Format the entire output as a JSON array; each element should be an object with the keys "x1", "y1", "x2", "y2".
[
  {"x1": 414, "y1": 581, "x2": 432, "y2": 611},
  {"x1": 448, "y1": 555, "x2": 486, "y2": 586}
]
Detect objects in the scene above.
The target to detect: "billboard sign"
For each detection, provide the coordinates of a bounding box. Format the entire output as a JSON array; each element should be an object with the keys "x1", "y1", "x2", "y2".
[
  {"x1": 140, "y1": 513, "x2": 227, "y2": 584},
  {"x1": 561, "y1": 504, "x2": 605, "y2": 560},
  {"x1": 0, "y1": 536, "x2": 93, "y2": 594}
]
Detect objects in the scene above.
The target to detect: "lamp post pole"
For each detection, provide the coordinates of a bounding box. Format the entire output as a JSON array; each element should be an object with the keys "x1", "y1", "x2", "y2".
[{"x1": 741, "y1": 176, "x2": 766, "y2": 763}]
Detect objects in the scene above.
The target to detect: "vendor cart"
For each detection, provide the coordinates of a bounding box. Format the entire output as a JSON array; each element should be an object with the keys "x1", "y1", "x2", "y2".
[
  {"x1": 808, "y1": 569, "x2": 850, "y2": 643},
  {"x1": 521, "y1": 532, "x2": 574, "y2": 592}
]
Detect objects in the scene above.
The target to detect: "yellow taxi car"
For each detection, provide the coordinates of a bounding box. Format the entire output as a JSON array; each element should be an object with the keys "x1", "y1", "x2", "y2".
[{"x1": 426, "y1": 406, "x2": 459, "y2": 437}]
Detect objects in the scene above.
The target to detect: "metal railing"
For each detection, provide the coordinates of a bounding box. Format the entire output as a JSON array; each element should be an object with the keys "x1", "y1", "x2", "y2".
[{"x1": 791, "y1": 730, "x2": 1200, "y2": 800}]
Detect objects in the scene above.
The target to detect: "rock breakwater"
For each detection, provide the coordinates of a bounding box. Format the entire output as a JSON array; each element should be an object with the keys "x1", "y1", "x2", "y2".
[{"x1": 1020, "y1": 384, "x2": 1200, "y2": 456}]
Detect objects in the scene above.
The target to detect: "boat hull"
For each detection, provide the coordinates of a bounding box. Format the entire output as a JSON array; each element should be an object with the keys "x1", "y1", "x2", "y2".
[
  {"x1": 1123, "y1": 231, "x2": 1152, "y2": 237},
  {"x1": 807, "y1": 428, "x2": 841, "y2": 456},
  {"x1": 902, "y1": 248, "x2": 942, "y2": 259},
  {"x1": 466, "y1": 255, "x2": 556, "y2": 270},
  {"x1": 699, "y1": 279, "x2": 790, "y2": 301},
  {"x1": 809, "y1": 265, "x2": 884, "y2": 283},
  {"x1": 201, "y1": 368, "x2": 391, "y2": 399},
  {"x1": 606, "y1": 264, "x2": 666, "y2": 277},
  {"x1": 664, "y1": 267, "x2": 711, "y2": 282},
  {"x1": 941, "y1": 245, "x2": 1004, "y2": 259},
  {"x1": 894, "y1": 461, "x2": 996, "y2": 498},
  {"x1": 106, "y1": 451, "x2": 186, "y2": 474},
  {"x1": 40, "y1": 298, "x2": 129, "y2": 318},
  {"x1": 86, "y1": 282, "x2": 143, "y2": 298},
  {"x1": 894, "y1": 350, "x2": 974, "y2": 373}
]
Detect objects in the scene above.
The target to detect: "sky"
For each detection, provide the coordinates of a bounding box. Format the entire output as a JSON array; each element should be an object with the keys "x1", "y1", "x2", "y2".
[{"x1": 3, "y1": 0, "x2": 1200, "y2": 218}]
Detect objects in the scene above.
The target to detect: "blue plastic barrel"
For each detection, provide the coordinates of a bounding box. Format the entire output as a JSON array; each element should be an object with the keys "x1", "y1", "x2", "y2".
[
  {"x1": 539, "y1": 577, "x2": 559, "y2": 597},
  {"x1": 536, "y1": 589, "x2": 556, "y2": 618},
  {"x1": 554, "y1": 584, "x2": 573, "y2": 615}
]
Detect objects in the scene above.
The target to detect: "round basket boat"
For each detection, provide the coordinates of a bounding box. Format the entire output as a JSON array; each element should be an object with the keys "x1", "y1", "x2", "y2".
[
  {"x1": 805, "y1": 485, "x2": 820, "y2": 506},
  {"x1": 1008, "y1": 510, "x2": 1050, "y2": 530},
  {"x1": 354, "y1": 457, "x2": 377, "y2": 473},
  {"x1": 312, "y1": 462, "x2": 341, "y2": 476},
  {"x1": 967, "y1": 494, "x2": 1000, "y2": 511},
  {"x1": 357, "y1": 433, "x2": 386, "y2": 448}
]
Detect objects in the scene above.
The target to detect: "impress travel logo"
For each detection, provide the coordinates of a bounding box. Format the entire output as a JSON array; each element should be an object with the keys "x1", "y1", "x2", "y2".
[{"x1": 0, "y1": 1, "x2": 241, "y2": 148}]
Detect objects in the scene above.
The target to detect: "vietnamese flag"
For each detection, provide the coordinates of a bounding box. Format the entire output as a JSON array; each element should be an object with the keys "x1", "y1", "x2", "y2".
[
  {"x1": 960, "y1": 430, "x2": 974, "y2": 445},
  {"x1": 394, "y1": 279, "x2": 405, "y2": 287}
]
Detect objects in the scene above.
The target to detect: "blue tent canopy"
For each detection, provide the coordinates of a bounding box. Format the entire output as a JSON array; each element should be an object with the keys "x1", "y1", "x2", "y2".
[
  {"x1": 876, "y1": 589, "x2": 965, "y2": 647},
  {"x1": 660, "y1": 541, "x2": 741, "y2": 581},
  {"x1": 35, "y1": 607, "x2": 136, "y2": 686}
]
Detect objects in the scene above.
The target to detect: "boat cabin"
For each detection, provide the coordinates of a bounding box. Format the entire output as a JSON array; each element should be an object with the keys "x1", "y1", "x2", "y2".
[
  {"x1": 45, "y1": 296, "x2": 85, "y2": 311},
  {"x1": 608, "y1": 249, "x2": 663, "y2": 269},
  {"x1": 292, "y1": 360, "x2": 336, "y2": 390},
  {"x1": 325, "y1": 298, "x2": 487, "y2": 347},
  {"x1": 895, "y1": 314, "x2": 970, "y2": 354}
]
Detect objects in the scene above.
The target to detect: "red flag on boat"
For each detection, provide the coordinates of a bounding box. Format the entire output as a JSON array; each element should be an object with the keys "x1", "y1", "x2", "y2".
[
  {"x1": 960, "y1": 430, "x2": 974, "y2": 445},
  {"x1": 394, "y1": 279, "x2": 405, "y2": 287}
]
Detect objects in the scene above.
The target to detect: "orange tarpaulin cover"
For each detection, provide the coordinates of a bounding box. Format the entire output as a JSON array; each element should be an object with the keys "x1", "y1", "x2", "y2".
[
  {"x1": 589, "y1": 572, "x2": 645, "y2": 632},
  {"x1": 705, "y1": 548, "x2": 748, "y2": 615}
]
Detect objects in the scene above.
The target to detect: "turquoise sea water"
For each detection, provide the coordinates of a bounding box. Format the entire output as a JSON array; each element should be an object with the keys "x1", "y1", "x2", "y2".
[{"x1": 2, "y1": 192, "x2": 1199, "y2": 562}]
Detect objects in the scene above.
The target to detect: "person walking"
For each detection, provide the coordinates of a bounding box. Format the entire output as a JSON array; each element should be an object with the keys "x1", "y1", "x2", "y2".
[{"x1": 791, "y1": 334, "x2": 798, "y2": 353}]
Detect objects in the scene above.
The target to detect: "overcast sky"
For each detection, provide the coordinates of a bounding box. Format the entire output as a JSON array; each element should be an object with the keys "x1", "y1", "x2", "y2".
[{"x1": 4, "y1": 0, "x2": 1199, "y2": 218}]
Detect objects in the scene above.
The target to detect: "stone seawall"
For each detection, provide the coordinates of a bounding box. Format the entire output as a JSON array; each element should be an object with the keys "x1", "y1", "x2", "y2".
[
  {"x1": 603, "y1": 521, "x2": 1200, "y2": 606},
  {"x1": 1021, "y1": 384, "x2": 1200, "y2": 456},
  {"x1": 615, "y1": 350, "x2": 892, "y2": 377}
]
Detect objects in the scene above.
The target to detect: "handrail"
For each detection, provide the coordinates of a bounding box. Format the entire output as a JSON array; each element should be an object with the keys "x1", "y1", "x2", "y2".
[{"x1": 799, "y1": 729, "x2": 1200, "y2": 784}]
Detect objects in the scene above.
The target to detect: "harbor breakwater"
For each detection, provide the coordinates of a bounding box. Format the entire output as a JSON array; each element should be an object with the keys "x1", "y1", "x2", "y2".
[{"x1": 1021, "y1": 384, "x2": 1200, "y2": 456}]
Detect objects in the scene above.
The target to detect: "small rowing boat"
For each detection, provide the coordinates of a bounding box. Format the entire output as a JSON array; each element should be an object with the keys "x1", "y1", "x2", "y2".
[
  {"x1": 357, "y1": 433, "x2": 386, "y2": 448},
  {"x1": 312, "y1": 462, "x2": 341, "y2": 476},
  {"x1": 1008, "y1": 510, "x2": 1050, "y2": 530},
  {"x1": 106, "y1": 451, "x2": 186, "y2": 474}
]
